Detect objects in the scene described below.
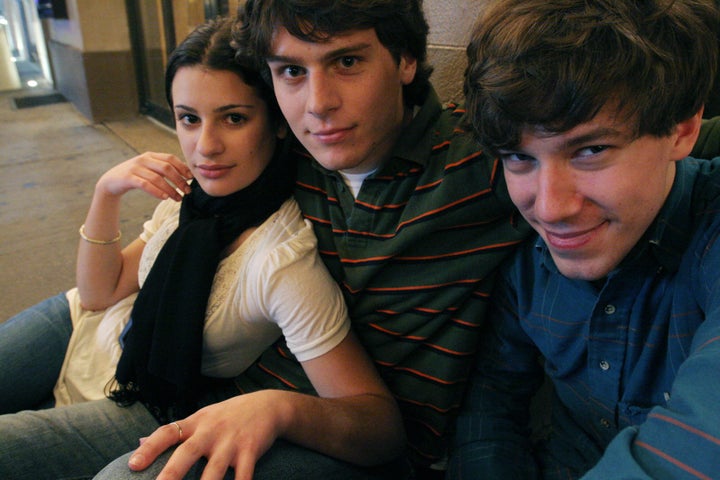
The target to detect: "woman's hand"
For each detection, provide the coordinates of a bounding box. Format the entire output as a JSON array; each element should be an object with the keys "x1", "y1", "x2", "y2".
[
  {"x1": 124, "y1": 333, "x2": 405, "y2": 480},
  {"x1": 128, "y1": 390, "x2": 290, "y2": 480},
  {"x1": 96, "y1": 152, "x2": 192, "y2": 201}
]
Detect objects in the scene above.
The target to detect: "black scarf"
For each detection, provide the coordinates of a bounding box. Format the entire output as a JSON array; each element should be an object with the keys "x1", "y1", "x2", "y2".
[{"x1": 110, "y1": 147, "x2": 294, "y2": 421}]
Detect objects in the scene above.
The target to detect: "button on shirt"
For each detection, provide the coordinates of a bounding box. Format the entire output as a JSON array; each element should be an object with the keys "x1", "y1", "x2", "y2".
[{"x1": 450, "y1": 157, "x2": 720, "y2": 479}]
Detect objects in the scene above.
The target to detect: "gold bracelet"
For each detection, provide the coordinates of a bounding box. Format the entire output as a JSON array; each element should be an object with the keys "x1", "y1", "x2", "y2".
[{"x1": 79, "y1": 224, "x2": 122, "y2": 245}]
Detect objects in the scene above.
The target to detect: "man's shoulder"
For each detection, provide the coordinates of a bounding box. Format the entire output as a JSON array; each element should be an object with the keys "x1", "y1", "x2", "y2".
[
  {"x1": 393, "y1": 100, "x2": 500, "y2": 186},
  {"x1": 435, "y1": 100, "x2": 471, "y2": 131},
  {"x1": 398, "y1": 90, "x2": 489, "y2": 161},
  {"x1": 680, "y1": 157, "x2": 720, "y2": 210},
  {"x1": 424, "y1": 100, "x2": 477, "y2": 146}
]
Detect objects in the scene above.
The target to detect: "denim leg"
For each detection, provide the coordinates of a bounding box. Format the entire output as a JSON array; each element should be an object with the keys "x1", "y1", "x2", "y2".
[
  {"x1": 0, "y1": 398, "x2": 158, "y2": 480},
  {"x1": 251, "y1": 441, "x2": 411, "y2": 480},
  {"x1": 0, "y1": 292, "x2": 72, "y2": 413},
  {"x1": 94, "y1": 439, "x2": 411, "y2": 480}
]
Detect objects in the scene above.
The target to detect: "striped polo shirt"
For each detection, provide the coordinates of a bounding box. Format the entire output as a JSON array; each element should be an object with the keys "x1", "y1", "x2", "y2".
[{"x1": 234, "y1": 89, "x2": 533, "y2": 467}]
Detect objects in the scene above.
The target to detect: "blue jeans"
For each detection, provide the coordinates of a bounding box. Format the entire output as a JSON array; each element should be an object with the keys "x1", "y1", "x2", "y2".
[
  {"x1": 0, "y1": 398, "x2": 158, "y2": 480},
  {"x1": 95, "y1": 440, "x2": 411, "y2": 480},
  {"x1": 0, "y1": 399, "x2": 408, "y2": 480},
  {"x1": 0, "y1": 292, "x2": 72, "y2": 413},
  {"x1": 0, "y1": 396, "x2": 407, "y2": 480}
]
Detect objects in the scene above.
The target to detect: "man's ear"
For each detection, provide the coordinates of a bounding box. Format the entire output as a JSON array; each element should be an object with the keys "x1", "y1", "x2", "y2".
[
  {"x1": 671, "y1": 108, "x2": 704, "y2": 160},
  {"x1": 399, "y1": 53, "x2": 418, "y2": 85}
]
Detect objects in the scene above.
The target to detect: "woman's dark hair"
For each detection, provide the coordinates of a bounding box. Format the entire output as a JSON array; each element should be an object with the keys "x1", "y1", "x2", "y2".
[
  {"x1": 165, "y1": 16, "x2": 283, "y2": 126},
  {"x1": 464, "y1": 0, "x2": 720, "y2": 153},
  {"x1": 232, "y1": 0, "x2": 433, "y2": 107}
]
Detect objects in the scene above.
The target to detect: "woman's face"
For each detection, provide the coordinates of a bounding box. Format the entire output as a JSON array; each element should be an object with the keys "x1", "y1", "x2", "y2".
[{"x1": 171, "y1": 66, "x2": 285, "y2": 197}]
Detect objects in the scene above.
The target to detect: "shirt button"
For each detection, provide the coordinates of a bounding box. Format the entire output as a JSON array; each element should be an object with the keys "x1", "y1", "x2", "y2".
[
  {"x1": 599, "y1": 360, "x2": 610, "y2": 371},
  {"x1": 604, "y1": 304, "x2": 616, "y2": 315},
  {"x1": 600, "y1": 418, "x2": 612, "y2": 429}
]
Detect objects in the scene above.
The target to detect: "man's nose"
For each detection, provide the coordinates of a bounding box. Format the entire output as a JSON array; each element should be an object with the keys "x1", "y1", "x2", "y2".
[
  {"x1": 533, "y1": 163, "x2": 582, "y2": 223},
  {"x1": 306, "y1": 72, "x2": 341, "y2": 118}
]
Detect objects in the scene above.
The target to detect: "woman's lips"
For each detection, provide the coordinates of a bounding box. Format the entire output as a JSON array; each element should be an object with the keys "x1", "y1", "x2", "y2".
[{"x1": 196, "y1": 164, "x2": 232, "y2": 179}]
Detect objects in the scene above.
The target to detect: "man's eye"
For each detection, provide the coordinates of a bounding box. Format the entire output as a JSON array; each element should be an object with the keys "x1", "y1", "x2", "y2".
[
  {"x1": 339, "y1": 56, "x2": 357, "y2": 68},
  {"x1": 577, "y1": 145, "x2": 608, "y2": 157},
  {"x1": 500, "y1": 152, "x2": 533, "y2": 162},
  {"x1": 283, "y1": 65, "x2": 304, "y2": 77},
  {"x1": 499, "y1": 152, "x2": 535, "y2": 173}
]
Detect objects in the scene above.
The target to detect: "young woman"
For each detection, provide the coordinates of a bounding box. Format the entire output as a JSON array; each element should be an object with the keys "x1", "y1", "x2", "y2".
[{"x1": 0, "y1": 17, "x2": 404, "y2": 480}]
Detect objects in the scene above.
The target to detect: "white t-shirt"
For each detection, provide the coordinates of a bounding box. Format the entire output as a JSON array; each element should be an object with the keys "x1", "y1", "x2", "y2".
[
  {"x1": 54, "y1": 198, "x2": 349, "y2": 406},
  {"x1": 338, "y1": 168, "x2": 376, "y2": 197}
]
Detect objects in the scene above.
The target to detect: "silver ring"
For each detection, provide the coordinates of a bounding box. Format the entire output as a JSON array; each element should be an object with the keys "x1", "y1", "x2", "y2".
[{"x1": 170, "y1": 421, "x2": 183, "y2": 442}]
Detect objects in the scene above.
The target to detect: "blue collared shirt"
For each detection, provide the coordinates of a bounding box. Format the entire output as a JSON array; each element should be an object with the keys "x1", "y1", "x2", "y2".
[{"x1": 449, "y1": 157, "x2": 720, "y2": 479}]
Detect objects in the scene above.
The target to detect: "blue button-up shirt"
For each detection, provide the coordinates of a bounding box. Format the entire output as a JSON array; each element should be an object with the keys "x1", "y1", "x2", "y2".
[{"x1": 449, "y1": 157, "x2": 720, "y2": 479}]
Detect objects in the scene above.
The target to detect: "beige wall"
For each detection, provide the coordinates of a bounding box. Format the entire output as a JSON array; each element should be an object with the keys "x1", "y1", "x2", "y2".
[
  {"x1": 44, "y1": 0, "x2": 131, "y2": 51},
  {"x1": 44, "y1": 0, "x2": 137, "y2": 122},
  {"x1": 77, "y1": 0, "x2": 132, "y2": 51},
  {"x1": 426, "y1": 0, "x2": 488, "y2": 104}
]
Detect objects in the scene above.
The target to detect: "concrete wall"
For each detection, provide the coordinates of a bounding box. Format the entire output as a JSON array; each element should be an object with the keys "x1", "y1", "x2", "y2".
[
  {"x1": 426, "y1": 0, "x2": 488, "y2": 104},
  {"x1": 44, "y1": 0, "x2": 137, "y2": 122}
]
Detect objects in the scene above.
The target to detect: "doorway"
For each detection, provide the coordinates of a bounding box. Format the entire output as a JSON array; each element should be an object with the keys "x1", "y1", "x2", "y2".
[
  {"x1": 126, "y1": 0, "x2": 240, "y2": 127},
  {"x1": 0, "y1": 0, "x2": 53, "y2": 91}
]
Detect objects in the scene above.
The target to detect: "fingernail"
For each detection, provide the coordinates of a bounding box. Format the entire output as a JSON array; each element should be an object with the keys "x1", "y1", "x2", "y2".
[
  {"x1": 129, "y1": 452, "x2": 144, "y2": 469},
  {"x1": 139, "y1": 436, "x2": 147, "y2": 445}
]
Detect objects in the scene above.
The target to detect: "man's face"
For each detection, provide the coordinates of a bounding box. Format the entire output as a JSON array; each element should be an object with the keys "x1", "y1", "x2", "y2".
[
  {"x1": 500, "y1": 108, "x2": 699, "y2": 281},
  {"x1": 267, "y1": 27, "x2": 417, "y2": 174}
]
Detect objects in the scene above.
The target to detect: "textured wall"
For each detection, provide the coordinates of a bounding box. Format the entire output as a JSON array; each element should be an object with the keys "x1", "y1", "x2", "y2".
[
  {"x1": 43, "y1": 0, "x2": 137, "y2": 122},
  {"x1": 425, "y1": 0, "x2": 488, "y2": 103}
]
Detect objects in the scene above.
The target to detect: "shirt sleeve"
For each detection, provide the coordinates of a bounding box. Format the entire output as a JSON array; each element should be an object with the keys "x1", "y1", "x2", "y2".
[
  {"x1": 250, "y1": 210, "x2": 350, "y2": 363},
  {"x1": 582, "y1": 229, "x2": 720, "y2": 479},
  {"x1": 448, "y1": 262, "x2": 544, "y2": 480}
]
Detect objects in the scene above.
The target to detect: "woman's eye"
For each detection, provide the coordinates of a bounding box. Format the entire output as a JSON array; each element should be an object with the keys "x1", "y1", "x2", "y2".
[
  {"x1": 227, "y1": 113, "x2": 247, "y2": 124},
  {"x1": 178, "y1": 113, "x2": 199, "y2": 125}
]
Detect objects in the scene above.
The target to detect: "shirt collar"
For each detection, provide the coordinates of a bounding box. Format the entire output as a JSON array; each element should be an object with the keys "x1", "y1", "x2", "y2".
[
  {"x1": 390, "y1": 88, "x2": 443, "y2": 169},
  {"x1": 644, "y1": 159, "x2": 695, "y2": 272}
]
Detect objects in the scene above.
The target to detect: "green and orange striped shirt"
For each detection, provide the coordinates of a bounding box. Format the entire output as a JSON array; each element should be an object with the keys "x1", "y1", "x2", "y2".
[{"x1": 234, "y1": 89, "x2": 533, "y2": 467}]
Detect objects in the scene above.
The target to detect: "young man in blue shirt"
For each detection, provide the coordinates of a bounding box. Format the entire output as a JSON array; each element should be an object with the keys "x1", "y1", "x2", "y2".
[{"x1": 450, "y1": 0, "x2": 720, "y2": 478}]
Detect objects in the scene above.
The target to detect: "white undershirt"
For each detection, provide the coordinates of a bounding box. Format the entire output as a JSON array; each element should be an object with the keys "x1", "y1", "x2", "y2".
[{"x1": 338, "y1": 168, "x2": 377, "y2": 197}]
